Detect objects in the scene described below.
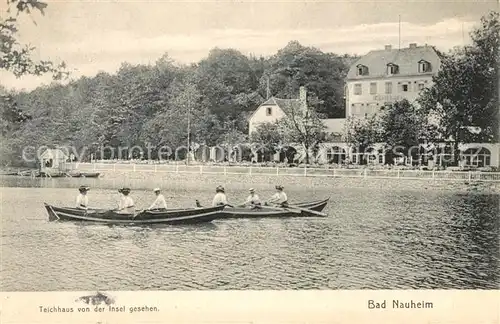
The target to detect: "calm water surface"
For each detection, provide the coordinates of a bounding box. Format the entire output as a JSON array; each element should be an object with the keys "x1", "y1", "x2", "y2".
[{"x1": 1, "y1": 177, "x2": 498, "y2": 291}]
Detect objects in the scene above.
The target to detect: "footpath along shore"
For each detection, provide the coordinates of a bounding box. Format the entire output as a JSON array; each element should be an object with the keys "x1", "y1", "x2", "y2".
[{"x1": 67, "y1": 170, "x2": 500, "y2": 194}]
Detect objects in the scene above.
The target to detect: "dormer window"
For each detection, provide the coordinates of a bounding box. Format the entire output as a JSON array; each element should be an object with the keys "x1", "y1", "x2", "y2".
[
  {"x1": 418, "y1": 60, "x2": 431, "y2": 73},
  {"x1": 387, "y1": 63, "x2": 399, "y2": 75},
  {"x1": 356, "y1": 64, "x2": 369, "y2": 76}
]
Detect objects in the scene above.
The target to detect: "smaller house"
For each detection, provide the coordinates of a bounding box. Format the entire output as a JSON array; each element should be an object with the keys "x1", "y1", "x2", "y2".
[
  {"x1": 248, "y1": 86, "x2": 308, "y2": 137},
  {"x1": 39, "y1": 148, "x2": 69, "y2": 176},
  {"x1": 247, "y1": 86, "x2": 348, "y2": 163}
]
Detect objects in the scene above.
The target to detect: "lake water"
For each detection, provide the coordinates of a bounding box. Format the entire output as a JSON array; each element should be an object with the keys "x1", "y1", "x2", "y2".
[{"x1": 1, "y1": 176, "x2": 498, "y2": 291}]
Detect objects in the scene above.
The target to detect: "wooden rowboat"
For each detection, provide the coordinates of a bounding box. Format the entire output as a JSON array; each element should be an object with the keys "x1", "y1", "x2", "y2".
[
  {"x1": 220, "y1": 197, "x2": 330, "y2": 219},
  {"x1": 43, "y1": 203, "x2": 225, "y2": 225},
  {"x1": 66, "y1": 171, "x2": 101, "y2": 178},
  {"x1": 162, "y1": 198, "x2": 330, "y2": 219}
]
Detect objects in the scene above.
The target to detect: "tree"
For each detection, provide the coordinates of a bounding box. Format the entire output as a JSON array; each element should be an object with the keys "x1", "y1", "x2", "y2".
[
  {"x1": 418, "y1": 11, "x2": 499, "y2": 165},
  {"x1": 250, "y1": 122, "x2": 283, "y2": 162},
  {"x1": 1, "y1": 0, "x2": 68, "y2": 79},
  {"x1": 195, "y1": 48, "x2": 264, "y2": 122},
  {"x1": 377, "y1": 100, "x2": 437, "y2": 164},
  {"x1": 141, "y1": 77, "x2": 202, "y2": 160},
  {"x1": 0, "y1": 93, "x2": 31, "y2": 136},
  {"x1": 261, "y1": 41, "x2": 351, "y2": 117},
  {"x1": 343, "y1": 115, "x2": 382, "y2": 164},
  {"x1": 277, "y1": 101, "x2": 326, "y2": 164}
]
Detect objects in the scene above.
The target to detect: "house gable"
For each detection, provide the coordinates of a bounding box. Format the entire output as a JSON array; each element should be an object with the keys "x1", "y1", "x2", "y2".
[
  {"x1": 248, "y1": 87, "x2": 309, "y2": 136},
  {"x1": 248, "y1": 98, "x2": 288, "y2": 135}
]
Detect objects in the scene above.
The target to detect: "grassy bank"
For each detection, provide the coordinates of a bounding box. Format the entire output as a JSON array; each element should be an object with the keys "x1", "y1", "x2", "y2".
[
  {"x1": 90, "y1": 171, "x2": 500, "y2": 194},
  {"x1": 2, "y1": 171, "x2": 499, "y2": 194}
]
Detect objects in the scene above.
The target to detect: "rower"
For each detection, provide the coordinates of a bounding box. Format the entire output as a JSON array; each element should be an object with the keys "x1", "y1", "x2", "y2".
[
  {"x1": 75, "y1": 185, "x2": 90, "y2": 210},
  {"x1": 212, "y1": 185, "x2": 228, "y2": 207},
  {"x1": 266, "y1": 185, "x2": 288, "y2": 207},
  {"x1": 117, "y1": 187, "x2": 135, "y2": 214},
  {"x1": 242, "y1": 188, "x2": 261, "y2": 207},
  {"x1": 148, "y1": 188, "x2": 167, "y2": 210}
]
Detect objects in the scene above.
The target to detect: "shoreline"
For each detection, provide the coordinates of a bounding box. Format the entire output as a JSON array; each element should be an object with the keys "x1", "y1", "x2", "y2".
[{"x1": 1, "y1": 172, "x2": 499, "y2": 194}]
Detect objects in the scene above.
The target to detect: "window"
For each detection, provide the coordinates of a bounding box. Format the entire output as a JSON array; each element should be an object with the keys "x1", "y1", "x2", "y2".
[
  {"x1": 327, "y1": 146, "x2": 346, "y2": 164},
  {"x1": 266, "y1": 107, "x2": 272, "y2": 116},
  {"x1": 401, "y1": 84, "x2": 409, "y2": 92},
  {"x1": 385, "y1": 82, "x2": 393, "y2": 94},
  {"x1": 354, "y1": 84, "x2": 362, "y2": 95},
  {"x1": 357, "y1": 65, "x2": 369, "y2": 76},
  {"x1": 370, "y1": 82, "x2": 377, "y2": 94},
  {"x1": 417, "y1": 83, "x2": 425, "y2": 91},
  {"x1": 461, "y1": 147, "x2": 491, "y2": 167},
  {"x1": 418, "y1": 60, "x2": 431, "y2": 73},
  {"x1": 387, "y1": 63, "x2": 399, "y2": 75}
]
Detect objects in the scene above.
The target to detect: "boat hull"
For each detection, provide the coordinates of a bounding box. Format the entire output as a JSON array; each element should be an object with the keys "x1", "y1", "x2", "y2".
[
  {"x1": 221, "y1": 197, "x2": 330, "y2": 219},
  {"x1": 292, "y1": 198, "x2": 329, "y2": 212},
  {"x1": 44, "y1": 203, "x2": 224, "y2": 225},
  {"x1": 67, "y1": 172, "x2": 101, "y2": 178}
]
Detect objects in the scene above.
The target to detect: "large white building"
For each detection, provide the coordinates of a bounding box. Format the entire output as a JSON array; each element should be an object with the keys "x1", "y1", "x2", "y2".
[
  {"x1": 345, "y1": 43, "x2": 441, "y2": 118},
  {"x1": 244, "y1": 44, "x2": 499, "y2": 167}
]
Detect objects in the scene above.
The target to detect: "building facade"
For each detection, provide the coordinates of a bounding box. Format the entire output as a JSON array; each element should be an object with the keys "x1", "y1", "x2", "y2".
[
  {"x1": 248, "y1": 87, "x2": 306, "y2": 137},
  {"x1": 341, "y1": 43, "x2": 499, "y2": 168},
  {"x1": 39, "y1": 148, "x2": 69, "y2": 176},
  {"x1": 345, "y1": 43, "x2": 441, "y2": 118},
  {"x1": 247, "y1": 87, "x2": 346, "y2": 163},
  {"x1": 244, "y1": 49, "x2": 499, "y2": 167}
]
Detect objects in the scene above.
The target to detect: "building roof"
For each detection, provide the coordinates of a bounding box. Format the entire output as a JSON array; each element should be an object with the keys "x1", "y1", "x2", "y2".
[
  {"x1": 346, "y1": 44, "x2": 441, "y2": 80},
  {"x1": 40, "y1": 148, "x2": 69, "y2": 160},
  {"x1": 248, "y1": 96, "x2": 303, "y2": 121},
  {"x1": 322, "y1": 118, "x2": 345, "y2": 134}
]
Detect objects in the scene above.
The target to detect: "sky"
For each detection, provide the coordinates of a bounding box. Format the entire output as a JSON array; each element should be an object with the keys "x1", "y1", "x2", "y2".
[{"x1": 1, "y1": 0, "x2": 498, "y2": 91}]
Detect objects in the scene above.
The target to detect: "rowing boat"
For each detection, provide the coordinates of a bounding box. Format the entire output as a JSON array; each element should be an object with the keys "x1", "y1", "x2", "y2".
[
  {"x1": 66, "y1": 171, "x2": 101, "y2": 178},
  {"x1": 43, "y1": 203, "x2": 225, "y2": 225},
  {"x1": 150, "y1": 198, "x2": 329, "y2": 219},
  {"x1": 220, "y1": 197, "x2": 330, "y2": 219}
]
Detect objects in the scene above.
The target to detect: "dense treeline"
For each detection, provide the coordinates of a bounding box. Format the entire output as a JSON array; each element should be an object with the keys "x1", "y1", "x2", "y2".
[{"x1": 0, "y1": 41, "x2": 357, "y2": 166}]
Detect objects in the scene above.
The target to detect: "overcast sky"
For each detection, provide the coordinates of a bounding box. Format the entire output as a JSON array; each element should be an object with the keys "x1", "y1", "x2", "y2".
[{"x1": 1, "y1": 0, "x2": 497, "y2": 91}]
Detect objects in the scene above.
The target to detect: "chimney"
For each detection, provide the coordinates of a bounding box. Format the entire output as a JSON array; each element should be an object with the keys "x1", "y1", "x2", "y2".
[
  {"x1": 409, "y1": 43, "x2": 417, "y2": 49},
  {"x1": 385, "y1": 45, "x2": 392, "y2": 51},
  {"x1": 299, "y1": 86, "x2": 307, "y2": 112}
]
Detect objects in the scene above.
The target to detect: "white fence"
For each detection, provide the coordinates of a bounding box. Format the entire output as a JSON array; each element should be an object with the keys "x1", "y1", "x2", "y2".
[{"x1": 69, "y1": 163, "x2": 500, "y2": 182}]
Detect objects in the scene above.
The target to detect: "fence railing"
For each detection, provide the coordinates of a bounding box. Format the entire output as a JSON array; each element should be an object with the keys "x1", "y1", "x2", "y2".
[{"x1": 68, "y1": 163, "x2": 500, "y2": 182}]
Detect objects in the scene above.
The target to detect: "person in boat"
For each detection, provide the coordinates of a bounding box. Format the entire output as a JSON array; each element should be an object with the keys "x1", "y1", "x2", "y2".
[
  {"x1": 148, "y1": 188, "x2": 167, "y2": 210},
  {"x1": 241, "y1": 188, "x2": 261, "y2": 207},
  {"x1": 117, "y1": 187, "x2": 135, "y2": 214},
  {"x1": 266, "y1": 185, "x2": 288, "y2": 207},
  {"x1": 212, "y1": 185, "x2": 228, "y2": 207},
  {"x1": 75, "y1": 185, "x2": 90, "y2": 210}
]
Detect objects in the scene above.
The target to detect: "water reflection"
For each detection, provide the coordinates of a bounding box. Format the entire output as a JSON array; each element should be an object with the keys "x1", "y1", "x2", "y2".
[{"x1": 0, "y1": 182, "x2": 498, "y2": 291}]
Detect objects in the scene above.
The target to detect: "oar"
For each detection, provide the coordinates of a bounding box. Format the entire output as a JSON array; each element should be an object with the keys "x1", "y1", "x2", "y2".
[
  {"x1": 256, "y1": 204, "x2": 302, "y2": 214},
  {"x1": 261, "y1": 202, "x2": 327, "y2": 217},
  {"x1": 195, "y1": 200, "x2": 234, "y2": 208},
  {"x1": 284, "y1": 204, "x2": 328, "y2": 217}
]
